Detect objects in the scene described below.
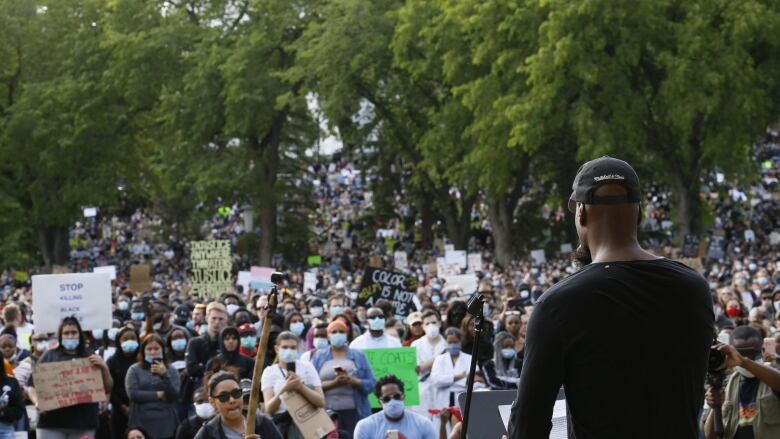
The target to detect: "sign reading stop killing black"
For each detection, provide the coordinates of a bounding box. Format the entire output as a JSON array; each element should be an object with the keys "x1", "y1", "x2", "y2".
[{"x1": 357, "y1": 267, "x2": 421, "y2": 317}]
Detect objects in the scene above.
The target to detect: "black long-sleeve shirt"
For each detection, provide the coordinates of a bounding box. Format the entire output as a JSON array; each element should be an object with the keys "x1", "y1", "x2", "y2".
[
  {"x1": 508, "y1": 259, "x2": 713, "y2": 439},
  {"x1": 0, "y1": 376, "x2": 25, "y2": 424}
]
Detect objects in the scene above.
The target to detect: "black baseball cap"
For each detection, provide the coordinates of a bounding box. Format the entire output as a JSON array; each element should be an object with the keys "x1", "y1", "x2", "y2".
[{"x1": 568, "y1": 156, "x2": 641, "y2": 213}]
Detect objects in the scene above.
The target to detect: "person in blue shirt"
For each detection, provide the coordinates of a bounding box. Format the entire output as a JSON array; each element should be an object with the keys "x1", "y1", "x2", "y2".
[{"x1": 354, "y1": 375, "x2": 437, "y2": 439}]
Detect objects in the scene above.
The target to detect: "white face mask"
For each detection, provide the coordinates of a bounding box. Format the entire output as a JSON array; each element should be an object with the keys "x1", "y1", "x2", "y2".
[
  {"x1": 425, "y1": 323, "x2": 440, "y2": 339},
  {"x1": 194, "y1": 402, "x2": 215, "y2": 419},
  {"x1": 226, "y1": 304, "x2": 239, "y2": 316},
  {"x1": 774, "y1": 301, "x2": 780, "y2": 310}
]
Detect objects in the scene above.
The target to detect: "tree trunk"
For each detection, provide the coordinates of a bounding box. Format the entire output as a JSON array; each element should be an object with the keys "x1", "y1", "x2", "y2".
[
  {"x1": 37, "y1": 225, "x2": 70, "y2": 269},
  {"x1": 417, "y1": 191, "x2": 435, "y2": 248},
  {"x1": 669, "y1": 174, "x2": 701, "y2": 239},
  {"x1": 487, "y1": 195, "x2": 514, "y2": 267},
  {"x1": 440, "y1": 188, "x2": 475, "y2": 250},
  {"x1": 258, "y1": 202, "x2": 276, "y2": 266}
]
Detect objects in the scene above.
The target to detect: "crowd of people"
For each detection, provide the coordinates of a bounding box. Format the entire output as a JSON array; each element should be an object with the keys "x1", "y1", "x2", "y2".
[{"x1": 0, "y1": 133, "x2": 778, "y2": 438}]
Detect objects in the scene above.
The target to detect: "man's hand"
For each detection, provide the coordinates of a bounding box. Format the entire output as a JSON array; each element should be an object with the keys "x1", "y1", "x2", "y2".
[
  {"x1": 705, "y1": 384, "x2": 725, "y2": 408},
  {"x1": 716, "y1": 344, "x2": 745, "y2": 370}
]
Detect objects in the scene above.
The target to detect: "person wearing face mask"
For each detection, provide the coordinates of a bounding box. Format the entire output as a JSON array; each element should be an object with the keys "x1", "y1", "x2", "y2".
[
  {"x1": 704, "y1": 326, "x2": 780, "y2": 438},
  {"x1": 300, "y1": 323, "x2": 329, "y2": 362},
  {"x1": 482, "y1": 332, "x2": 522, "y2": 390},
  {"x1": 349, "y1": 307, "x2": 402, "y2": 350},
  {"x1": 221, "y1": 294, "x2": 243, "y2": 323},
  {"x1": 205, "y1": 327, "x2": 255, "y2": 380},
  {"x1": 175, "y1": 388, "x2": 214, "y2": 439},
  {"x1": 283, "y1": 312, "x2": 307, "y2": 352},
  {"x1": 411, "y1": 310, "x2": 446, "y2": 420},
  {"x1": 261, "y1": 332, "x2": 325, "y2": 439},
  {"x1": 354, "y1": 375, "x2": 436, "y2": 439},
  {"x1": 129, "y1": 302, "x2": 146, "y2": 331},
  {"x1": 107, "y1": 327, "x2": 140, "y2": 439},
  {"x1": 125, "y1": 334, "x2": 180, "y2": 439},
  {"x1": 33, "y1": 316, "x2": 113, "y2": 439},
  {"x1": 173, "y1": 305, "x2": 197, "y2": 338},
  {"x1": 114, "y1": 296, "x2": 132, "y2": 323},
  {"x1": 430, "y1": 328, "x2": 474, "y2": 411},
  {"x1": 237, "y1": 323, "x2": 258, "y2": 358},
  {"x1": 311, "y1": 320, "x2": 375, "y2": 433}
]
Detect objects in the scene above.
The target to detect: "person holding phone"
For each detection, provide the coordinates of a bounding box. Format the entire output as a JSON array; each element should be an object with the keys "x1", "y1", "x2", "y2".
[
  {"x1": 312, "y1": 320, "x2": 376, "y2": 433},
  {"x1": 261, "y1": 332, "x2": 324, "y2": 438},
  {"x1": 126, "y1": 334, "x2": 181, "y2": 439}
]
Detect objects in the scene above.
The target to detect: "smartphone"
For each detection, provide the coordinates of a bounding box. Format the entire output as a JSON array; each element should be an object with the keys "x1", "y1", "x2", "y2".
[
  {"x1": 387, "y1": 430, "x2": 399, "y2": 439},
  {"x1": 142, "y1": 296, "x2": 152, "y2": 314},
  {"x1": 507, "y1": 299, "x2": 524, "y2": 309},
  {"x1": 286, "y1": 362, "x2": 296, "y2": 373},
  {"x1": 764, "y1": 337, "x2": 777, "y2": 358},
  {"x1": 334, "y1": 366, "x2": 346, "y2": 375}
]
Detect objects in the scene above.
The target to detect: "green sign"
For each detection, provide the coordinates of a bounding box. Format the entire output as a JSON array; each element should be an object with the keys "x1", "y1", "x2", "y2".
[
  {"x1": 307, "y1": 255, "x2": 322, "y2": 266},
  {"x1": 363, "y1": 347, "x2": 419, "y2": 409}
]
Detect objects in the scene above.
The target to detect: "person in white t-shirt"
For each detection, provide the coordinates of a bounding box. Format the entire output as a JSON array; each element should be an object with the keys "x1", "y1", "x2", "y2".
[
  {"x1": 261, "y1": 331, "x2": 325, "y2": 439},
  {"x1": 430, "y1": 327, "x2": 475, "y2": 410},
  {"x1": 349, "y1": 307, "x2": 402, "y2": 350},
  {"x1": 411, "y1": 310, "x2": 446, "y2": 418}
]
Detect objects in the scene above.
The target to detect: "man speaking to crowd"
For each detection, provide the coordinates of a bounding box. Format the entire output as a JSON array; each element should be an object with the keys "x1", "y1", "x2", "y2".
[{"x1": 507, "y1": 157, "x2": 713, "y2": 438}]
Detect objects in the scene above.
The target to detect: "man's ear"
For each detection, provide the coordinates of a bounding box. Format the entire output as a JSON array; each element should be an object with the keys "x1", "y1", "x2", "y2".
[{"x1": 578, "y1": 203, "x2": 587, "y2": 227}]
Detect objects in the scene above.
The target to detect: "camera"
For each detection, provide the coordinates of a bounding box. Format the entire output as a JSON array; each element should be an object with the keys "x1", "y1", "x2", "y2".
[
  {"x1": 270, "y1": 272, "x2": 289, "y2": 284},
  {"x1": 708, "y1": 344, "x2": 726, "y2": 373}
]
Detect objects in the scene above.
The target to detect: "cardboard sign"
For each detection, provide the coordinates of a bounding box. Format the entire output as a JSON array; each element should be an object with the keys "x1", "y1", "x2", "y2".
[
  {"x1": 357, "y1": 268, "x2": 420, "y2": 317},
  {"x1": 363, "y1": 347, "x2": 420, "y2": 409},
  {"x1": 446, "y1": 250, "x2": 467, "y2": 269},
  {"x1": 368, "y1": 256, "x2": 384, "y2": 268},
  {"x1": 93, "y1": 265, "x2": 116, "y2": 281},
  {"x1": 32, "y1": 273, "x2": 112, "y2": 333},
  {"x1": 129, "y1": 264, "x2": 152, "y2": 292},
  {"x1": 281, "y1": 391, "x2": 335, "y2": 439},
  {"x1": 393, "y1": 251, "x2": 408, "y2": 270},
  {"x1": 33, "y1": 358, "x2": 107, "y2": 411},
  {"x1": 190, "y1": 240, "x2": 232, "y2": 298},
  {"x1": 467, "y1": 253, "x2": 482, "y2": 273}
]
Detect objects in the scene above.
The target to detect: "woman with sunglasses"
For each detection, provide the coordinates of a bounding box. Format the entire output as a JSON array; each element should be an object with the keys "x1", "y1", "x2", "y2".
[
  {"x1": 126, "y1": 334, "x2": 180, "y2": 439},
  {"x1": 194, "y1": 371, "x2": 281, "y2": 439},
  {"x1": 311, "y1": 320, "x2": 375, "y2": 433}
]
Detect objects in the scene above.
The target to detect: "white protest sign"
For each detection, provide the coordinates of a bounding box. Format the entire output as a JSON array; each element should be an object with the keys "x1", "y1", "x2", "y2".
[
  {"x1": 394, "y1": 251, "x2": 408, "y2": 270},
  {"x1": 83, "y1": 207, "x2": 97, "y2": 218},
  {"x1": 467, "y1": 253, "x2": 482, "y2": 273},
  {"x1": 444, "y1": 244, "x2": 455, "y2": 253},
  {"x1": 442, "y1": 274, "x2": 479, "y2": 296},
  {"x1": 92, "y1": 265, "x2": 116, "y2": 281},
  {"x1": 436, "y1": 257, "x2": 459, "y2": 277},
  {"x1": 560, "y1": 243, "x2": 573, "y2": 254},
  {"x1": 304, "y1": 271, "x2": 318, "y2": 292},
  {"x1": 530, "y1": 249, "x2": 546, "y2": 264},
  {"x1": 446, "y1": 250, "x2": 467, "y2": 269},
  {"x1": 32, "y1": 273, "x2": 112, "y2": 333},
  {"x1": 237, "y1": 271, "x2": 252, "y2": 295}
]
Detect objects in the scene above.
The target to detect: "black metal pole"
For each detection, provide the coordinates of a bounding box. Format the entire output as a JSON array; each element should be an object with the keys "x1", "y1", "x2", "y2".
[{"x1": 461, "y1": 314, "x2": 483, "y2": 439}]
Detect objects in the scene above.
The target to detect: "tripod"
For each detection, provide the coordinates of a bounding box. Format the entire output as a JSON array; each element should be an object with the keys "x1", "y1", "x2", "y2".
[{"x1": 461, "y1": 292, "x2": 485, "y2": 439}]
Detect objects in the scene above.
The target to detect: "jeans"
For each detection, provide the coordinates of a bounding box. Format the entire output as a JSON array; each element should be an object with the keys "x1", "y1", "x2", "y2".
[
  {"x1": 0, "y1": 422, "x2": 14, "y2": 439},
  {"x1": 36, "y1": 428, "x2": 95, "y2": 439}
]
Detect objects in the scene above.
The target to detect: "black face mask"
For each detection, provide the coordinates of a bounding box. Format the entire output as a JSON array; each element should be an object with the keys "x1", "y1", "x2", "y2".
[{"x1": 572, "y1": 244, "x2": 592, "y2": 267}]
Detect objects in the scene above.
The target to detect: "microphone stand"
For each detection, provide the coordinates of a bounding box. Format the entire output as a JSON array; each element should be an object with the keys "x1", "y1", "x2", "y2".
[{"x1": 462, "y1": 292, "x2": 485, "y2": 439}]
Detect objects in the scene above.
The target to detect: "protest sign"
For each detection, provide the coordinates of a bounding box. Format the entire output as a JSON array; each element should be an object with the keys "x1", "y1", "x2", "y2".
[
  {"x1": 368, "y1": 256, "x2": 383, "y2": 268},
  {"x1": 129, "y1": 264, "x2": 152, "y2": 292},
  {"x1": 33, "y1": 358, "x2": 107, "y2": 411},
  {"x1": 307, "y1": 255, "x2": 322, "y2": 266},
  {"x1": 363, "y1": 347, "x2": 419, "y2": 409},
  {"x1": 190, "y1": 240, "x2": 232, "y2": 298},
  {"x1": 248, "y1": 266, "x2": 276, "y2": 292},
  {"x1": 303, "y1": 271, "x2": 317, "y2": 292},
  {"x1": 83, "y1": 207, "x2": 97, "y2": 218},
  {"x1": 357, "y1": 268, "x2": 420, "y2": 317},
  {"x1": 281, "y1": 391, "x2": 335, "y2": 439},
  {"x1": 530, "y1": 249, "x2": 546, "y2": 264},
  {"x1": 442, "y1": 274, "x2": 479, "y2": 296},
  {"x1": 444, "y1": 244, "x2": 455, "y2": 253},
  {"x1": 436, "y1": 257, "x2": 459, "y2": 277},
  {"x1": 560, "y1": 243, "x2": 573, "y2": 255},
  {"x1": 14, "y1": 271, "x2": 29, "y2": 283},
  {"x1": 393, "y1": 251, "x2": 408, "y2": 270},
  {"x1": 237, "y1": 271, "x2": 251, "y2": 294},
  {"x1": 93, "y1": 265, "x2": 116, "y2": 281},
  {"x1": 446, "y1": 250, "x2": 467, "y2": 269},
  {"x1": 32, "y1": 273, "x2": 112, "y2": 333},
  {"x1": 467, "y1": 253, "x2": 482, "y2": 273}
]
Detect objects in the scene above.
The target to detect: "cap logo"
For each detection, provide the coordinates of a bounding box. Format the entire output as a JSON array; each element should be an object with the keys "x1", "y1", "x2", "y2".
[{"x1": 593, "y1": 174, "x2": 625, "y2": 182}]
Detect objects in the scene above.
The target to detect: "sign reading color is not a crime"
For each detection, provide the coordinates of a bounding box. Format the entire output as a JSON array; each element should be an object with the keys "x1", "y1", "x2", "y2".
[
  {"x1": 190, "y1": 240, "x2": 232, "y2": 298},
  {"x1": 32, "y1": 273, "x2": 112, "y2": 333},
  {"x1": 357, "y1": 267, "x2": 420, "y2": 317}
]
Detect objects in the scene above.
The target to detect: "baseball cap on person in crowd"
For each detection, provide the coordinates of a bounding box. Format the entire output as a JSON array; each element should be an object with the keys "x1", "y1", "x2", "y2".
[
  {"x1": 568, "y1": 156, "x2": 642, "y2": 213},
  {"x1": 238, "y1": 323, "x2": 256, "y2": 336},
  {"x1": 174, "y1": 305, "x2": 191, "y2": 324},
  {"x1": 406, "y1": 312, "x2": 423, "y2": 326}
]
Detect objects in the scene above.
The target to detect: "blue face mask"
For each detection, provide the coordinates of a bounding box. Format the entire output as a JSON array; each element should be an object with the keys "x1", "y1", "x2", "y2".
[
  {"x1": 289, "y1": 322, "x2": 305, "y2": 336},
  {"x1": 383, "y1": 398, "x2": 405, "y2": 419},
  {"x1": 501, "y1": 348, "x2": 516, "y2": 360},
  {"x1": 330, "y1": 306, "x2": 344, "y2": 316},
  {"x1": 61, "y1": 338, "x2": 80, "y2": 351},
  {"x1": 241, "y1": 336, "x2": 257, "y2": 348},
  {"x1": 118, "y1": 301, "x2": 129, "y2": 311},
  {"x1": 447, "y1": 343, "x2": 461, "y2": 355},
  {"x1": 368, "y1": 317, "x2": 385, "y2": 331},
  {"x1": 431, "y1": 295, "x2": 441, "y2": 303},
  {"x1": 92, "y1": 329, "x2": 104, "y2": 340},
  {"x1": 171, "y1": 339, "x2": 187, "y2": 352},
  {"x1": 186, "y1": 320, "x2": 194, "y2": 330},
  {"x1": 313, "y1": 337, "x2": 329, "y2": 350},
  {"x1": 330, "y1": 333, "x2": 347, "y2": 348},
  {"x1": 108, "y1": 328, "x2": 119, "y2": 341},
  {"x1": 279, "y1": 348, "x2": 299, "y2": 363},
  {"x1": 121, "y1": 340, "x2": 139, "y2": 353},
  {"x1": 131, "y1": 312, "x2": 145, "y2": 321}
]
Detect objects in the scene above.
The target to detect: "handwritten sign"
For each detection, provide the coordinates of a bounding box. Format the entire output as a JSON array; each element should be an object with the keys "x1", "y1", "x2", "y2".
[
  {"x1": 363, "y1": 347, "x2": 419, "y2": 409},
  {"x1": 393, "y1": 251, "x2": 408, "y2": 270},
  {"x1": 33, "y1": 358, "x2": 106, "y2": 411},
  {"x1": 32, "y1": 273, "x2": 112, "y2": 333},
  {"x1": 190, "y1": 240, "x2": 232, "y2": 298},
  {"x1": 357, "y1": 268, "x2": 420, "y2": 317},
  {"x1": 467, "y1": 253, "x2": 482, "y2": 273}
]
